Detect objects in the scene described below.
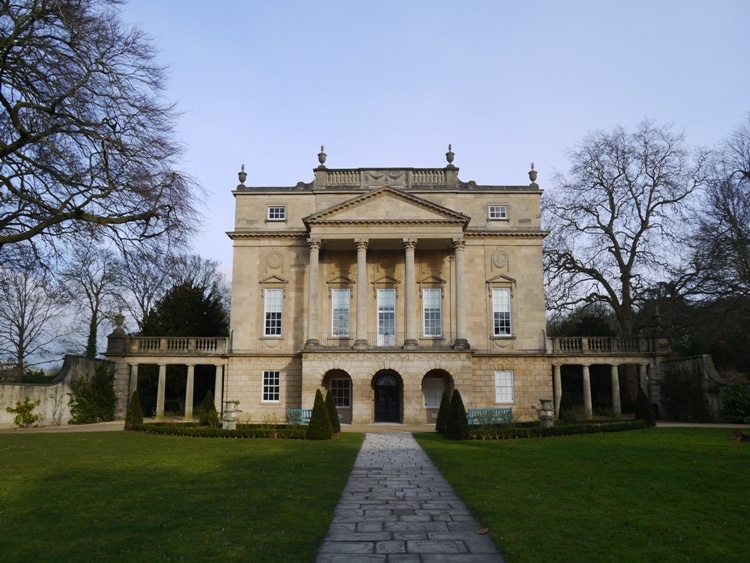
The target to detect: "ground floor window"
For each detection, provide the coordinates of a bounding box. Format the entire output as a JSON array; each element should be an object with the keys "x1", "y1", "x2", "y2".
[
  {"x1": 330, "y1": 378, "x2": 351, "y2": 407},
  {"x1": 423, "y1": 378, "x2": 444, "y2": 408},
  {"x1": 262, "y1": 370, "x2": 280, "y2": 402},
  {"x1": 494, "y1": 370, "x2": 514, "y2": 403}
]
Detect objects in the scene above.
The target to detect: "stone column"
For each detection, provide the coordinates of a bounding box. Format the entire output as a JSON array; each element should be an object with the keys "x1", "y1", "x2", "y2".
[
  {"x1": 611, "y1": 364, "x2": 622, "y2": 416},
  {"x1": 452, "y1": 238, "x2": 469, "y2": 349},
  {"x1": 403, "y1": 238, "x2": 419, "y2": 349},
  {"x1": 639, "y1": 364, "x2": 649, "y2": 396},
  {"x1": 129, "y1": 364, "x2": 138, "y2": 392},
  {"x1": 553, "y1": 364, "x2": 562, "y2": 416},
  {"x1": 354, "y1": 239, "x2": 369, "y2": 349},
  {"x1": 185, "y1": 364, "x2": 195, "y2": 420},
  {"x1": 305, "y1": 238, "x2": 322, "y2": 349},
  {"x1": 582, "y1": 364, "x2": 592, "y2": 418},
  {"x1": 214, "y1": 363, "x2": 224, "y2": 410},
  {"x1": 156, "y1": 363, "x2": 167, "y2": 418}
]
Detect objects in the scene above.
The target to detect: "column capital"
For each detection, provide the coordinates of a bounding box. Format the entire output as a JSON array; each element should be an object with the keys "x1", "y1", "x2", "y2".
[
  {"x1": 452, "y1": 237, "x2": 466, "y2": 251},
  {"x1": 402, "y1": 238, "x2": 417, "y2": 251},
  {"x1": 307, "y1": 238, "x2": 322, "y2": 250},
  {"x1": 355, "y1": 238, "x2": 369, "y2": 251}
]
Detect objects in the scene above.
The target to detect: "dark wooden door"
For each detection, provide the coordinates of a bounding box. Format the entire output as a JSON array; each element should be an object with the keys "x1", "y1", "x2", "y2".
[{"x1": 374, "y1": 374, "x2": 400, "y2": 422}]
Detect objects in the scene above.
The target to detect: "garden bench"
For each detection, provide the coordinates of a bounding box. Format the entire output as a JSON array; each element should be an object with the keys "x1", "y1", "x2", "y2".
[
  {"x1": 467, "y1": 407, "x2": 512, "y2": 425},
  {"x1": 287, "y1": 408, "x2": 313, "y2": 424},
  {"x1": 286, "y1": 408, "x2": 343, "y2": 425}
]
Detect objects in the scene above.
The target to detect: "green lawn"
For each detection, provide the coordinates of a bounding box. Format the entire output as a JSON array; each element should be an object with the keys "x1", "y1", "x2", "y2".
[
  {"x1": 2, "y1": 429, "x2": 747, "y2": 563},
  {"x1": 0, "y1": 432, "x2": 363, "y2": 562},
  {"x1": 416, "y1": 428, "x2": 750, "y2": 563}
]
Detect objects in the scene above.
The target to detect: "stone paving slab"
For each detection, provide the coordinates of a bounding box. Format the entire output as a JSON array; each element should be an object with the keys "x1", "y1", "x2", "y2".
[{"x1": 316, "y1": 432, "x2": 504, "y2": 562}]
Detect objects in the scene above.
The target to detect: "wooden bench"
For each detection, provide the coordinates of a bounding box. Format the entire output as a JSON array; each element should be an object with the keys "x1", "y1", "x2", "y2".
[
  {"x1": 287, "y1": 408, "x2": 313, "y2": 424},
  {"x1": 467, "y1": 408, "x2": 512, "y2": 425}
]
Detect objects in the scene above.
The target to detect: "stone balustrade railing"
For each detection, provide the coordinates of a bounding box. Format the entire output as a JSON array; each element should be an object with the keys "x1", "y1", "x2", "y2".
[{"x1": 127, "y1": 337, "x2": 229, "y2": 355}]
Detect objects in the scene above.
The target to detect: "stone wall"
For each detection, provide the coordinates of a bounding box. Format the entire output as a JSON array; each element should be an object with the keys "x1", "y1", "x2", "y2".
[{"x1": 0, "y1": 355, "x2": 115, "y2": 428}]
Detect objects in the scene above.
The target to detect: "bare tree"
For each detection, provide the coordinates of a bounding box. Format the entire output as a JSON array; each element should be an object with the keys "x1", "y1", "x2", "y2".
[
  {"x1": 117, "y1": 245, "x2": 230, "y2": 333},
  {"x1": 0, "y1": 0, "x2": 201, "y2": 261},
  {"x1": 62, "y1": 241, "x2": 121, "y2": 357},
  {"x1": 694, "y1": 114, "x2": 750, "y2": 299},
  {"x1": 0, "y1": 247, "x2": 68, "y2": 379},
  {"x1": 117, "y1": 243, "x2": 173, "y2": 333},
  {"x1": 543, "y1": 120, "x2": 707, "y2": 338}
]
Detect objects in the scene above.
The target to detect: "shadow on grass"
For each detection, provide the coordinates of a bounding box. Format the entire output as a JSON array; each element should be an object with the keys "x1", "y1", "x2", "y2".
[{"x1": 0, "y1": 432, "x2": 363, "y2": 562}]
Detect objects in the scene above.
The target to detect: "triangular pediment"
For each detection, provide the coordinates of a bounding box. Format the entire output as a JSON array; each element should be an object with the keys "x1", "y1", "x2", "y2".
[
  {"x1": 303, "y1": 187, "x2": 470, "y2": 226},
  {"x1": 486, "y1": 274, "x2": 516, "y2": 285}
]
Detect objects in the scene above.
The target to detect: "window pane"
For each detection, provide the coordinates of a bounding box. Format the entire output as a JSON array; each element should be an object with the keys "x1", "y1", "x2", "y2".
[
  {"x1": 494, "y1": 370, "x2": 514, "y2": 403},
  {"x1": 332, "y1": 289, "x2": 350, "y2": 337},
  {"x1": 423, "y1": 378, "x2": 444, "y2": 408},
  {"x1": 423, "y1": 288, "x2": 442, "y2": 337},
  {"x1": 377, "y1": 289, "x2": 395, "y2": 345},
  {"x1": 492, "y1": 288, "x2": 511, "y2": 336},
  {"x1": 267, "y1": 206, "x2": 286, "y2": 220},
  {"x1": 330, "y1": 378, "x2": 351, "y2": 407},
  {"x1": 265, "y1": 289, "x2": 282, "y2": 336},
  {"x1": 489, "y1": 205, "x2": 507, "y2": 219},
  {"x1": 263, "y1": 370, "x2": 280, "y2": 402}
]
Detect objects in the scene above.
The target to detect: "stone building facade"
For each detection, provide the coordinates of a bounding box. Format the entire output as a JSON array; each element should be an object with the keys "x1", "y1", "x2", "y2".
[
  {"x1": 106, "y1": 148, "x2": 670, "y2": 424},
  {"x1": 224, "y1": 147, "x2": 549, "y2": 425}
]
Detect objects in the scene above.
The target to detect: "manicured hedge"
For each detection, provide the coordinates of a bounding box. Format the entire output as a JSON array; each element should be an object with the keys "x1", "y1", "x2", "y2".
[
  {"x1": 470, "y1": 419, "x2": 646, "y2": 440},
  {"x1": 132, "y1": 423, "x2": 307, "y2": 439}
]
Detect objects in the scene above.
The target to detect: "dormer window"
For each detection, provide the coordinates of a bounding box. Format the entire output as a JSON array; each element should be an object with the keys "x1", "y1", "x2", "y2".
[
  {"x1": 488, "y1": 205, "x2": 508, "y2": 220},
  {"x1": 267, "y1": 206, "x2": 286, "y2": 221}
]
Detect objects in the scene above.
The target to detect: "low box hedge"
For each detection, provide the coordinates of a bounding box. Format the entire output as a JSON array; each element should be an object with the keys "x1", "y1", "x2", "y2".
[
  {"x1": 470, "y1": 419, "x2": 646, "y2": 440},
  {"x1": 132, "y1": 423, "x2": 307, "y2": 439}
]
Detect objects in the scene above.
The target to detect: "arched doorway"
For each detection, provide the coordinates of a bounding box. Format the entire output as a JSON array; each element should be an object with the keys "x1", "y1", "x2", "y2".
[{"x1": 373, "y1": 372, "x2": 401, "y2": 422}]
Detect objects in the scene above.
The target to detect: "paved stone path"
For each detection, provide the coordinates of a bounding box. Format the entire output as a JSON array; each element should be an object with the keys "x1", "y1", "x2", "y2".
[{"x1": 316, "y1": 432, "x2": 504, "y2": 562}]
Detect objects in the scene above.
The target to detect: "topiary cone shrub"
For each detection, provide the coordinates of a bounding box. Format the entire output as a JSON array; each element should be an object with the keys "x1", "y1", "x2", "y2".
[
  {"x1": 325, "y1": 389, "x2": 341, "y2": 433},
  {"x1": 436, "y1": 390, "x2": 451, "y2": 435},
  {"x1": 635, "y1": 385, "x2": 656, "y2": 427},
  {"x1": 307, "y1": 389, "x2": 333, "y2": 440},
  {"x1": 446, "y1": 389, "x2": 469, "y2": 440},
  {"x1": 124, "y1": 390, "x2": 144, "y2": 430},
  {"x1": 199, "y1": 390, "x2": 220, "y2": 427}
]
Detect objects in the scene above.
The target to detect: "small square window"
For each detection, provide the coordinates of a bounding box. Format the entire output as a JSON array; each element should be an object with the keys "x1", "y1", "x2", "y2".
[
  {"x1": 267, "y1": 206, "x2": 286, "y2": 221},
  {"x1": 488, "y1": 205, "x2": 508, "y2": 220}
]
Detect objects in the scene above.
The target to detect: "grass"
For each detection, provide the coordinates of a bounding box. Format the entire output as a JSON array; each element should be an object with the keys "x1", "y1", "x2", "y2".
[
  {"x1": 0, "y1": 431, "x2": 363, "y2": 562},
  {"x1": 416, "y1": 428, "x2": 750, "y2": 562}
]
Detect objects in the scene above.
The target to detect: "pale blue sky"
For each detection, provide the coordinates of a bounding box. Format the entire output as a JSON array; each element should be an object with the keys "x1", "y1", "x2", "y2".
[{"x1": 120, "y1": 0, "x2": 749, "y2": 274}]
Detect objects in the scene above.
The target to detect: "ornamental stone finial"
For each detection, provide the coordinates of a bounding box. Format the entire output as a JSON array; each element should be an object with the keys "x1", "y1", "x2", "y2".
[
  {"x1": 238, "y1": 164, "x2": 247, "y2": 186},
  {"x1": 317, "y1": 145, "x2": 327, "y2": 168},
  {"x1": 528, "y1": 162, "x2": 538, "y2": 187},
  {"x1": 446, "y1": 144, "x2": 455, "y2": 168}
]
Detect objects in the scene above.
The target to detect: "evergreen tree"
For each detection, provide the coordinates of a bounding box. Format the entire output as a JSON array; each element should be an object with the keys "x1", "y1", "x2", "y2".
[
  {"x1": 446, "y1": 389, "x2": 469, "y2": 440},
  {"x1": 325, "y1": 389, "x2": 341, "y2": 433},
  {"x1": 140, "y1": 281, "x2": 229, "y2": 337},
  {"x1": 435, "y1": 390, "x2": 451, "y2": 435},
  {"x1": 199, "y1": 390, "x2": 219, "y2": 427},
  {"x1": 124, "y1": 390, "x2": 144, "y2": 430},
  {"x1": 307, "y1": 389, "x2": 333, "y2": 440},
  {"x1": 635, "y1": 385, "x2": 657, "y2": 427}
]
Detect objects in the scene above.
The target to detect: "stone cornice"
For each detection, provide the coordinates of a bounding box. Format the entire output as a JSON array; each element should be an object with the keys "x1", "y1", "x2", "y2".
[{"x1": 465, "y1": 230, "x2": 548, "y2": 239}]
